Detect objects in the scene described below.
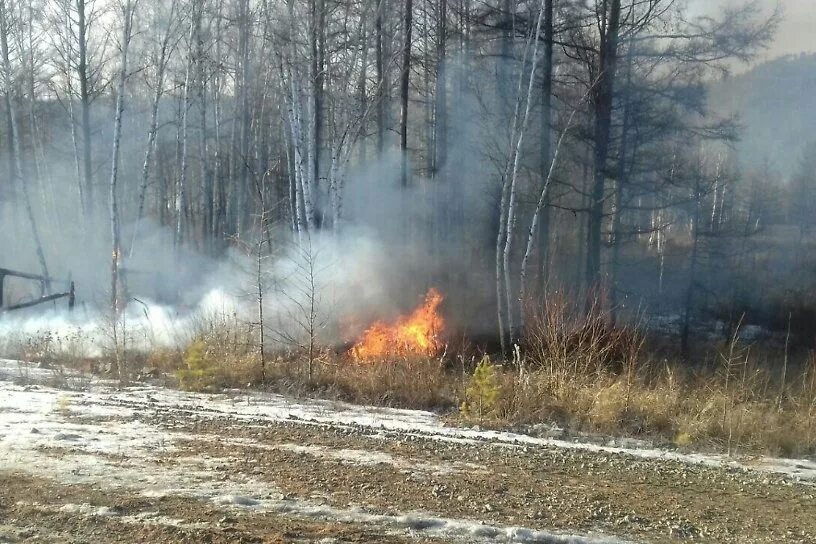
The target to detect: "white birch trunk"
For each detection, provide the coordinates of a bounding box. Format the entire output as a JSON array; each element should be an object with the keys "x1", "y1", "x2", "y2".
[
  {"x1": 303, "y1": 83, "x2": 317, "y2": 231},
  {"x1": 176, "y1": 2, "x2": 200, "y2": 248},
  {"x1": 109, "y1": 0, "x2": 135, "y2": 314},
  {"x1": 109, "y1": 0, "x2": 135, "y2": 384},
  {"x1": 288, "y1": 72, "x2": 307, "y2": 235},
  {"x1": 496, "y1": 0, "x2": 546, "y2": 349},
  {"x1": 212, "y1": 0, "x2": 225, "y2": 244},
  {"x1": 130, "y1": 0, "x2": 176, "y2": 257},
  {"x1": 519, "y1": 105, "x2": 581, "y2": 325}
]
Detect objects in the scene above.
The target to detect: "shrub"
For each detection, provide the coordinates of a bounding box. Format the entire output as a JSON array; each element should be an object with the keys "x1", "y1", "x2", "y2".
[
  {"x1": 461, "y1": 355, "x2": 501, "y2": 422},
  {"x1": 522, "y1": 292, "x2": 644, "y2": 384},
  {"x1": 176, "y1": 339, "x2": 218, "y2": 392}
]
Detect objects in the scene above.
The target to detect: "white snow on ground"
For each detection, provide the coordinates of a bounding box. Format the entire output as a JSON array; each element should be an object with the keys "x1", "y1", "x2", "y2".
[
  {"x1": 81, "y1": 385, "x2": 816, "y2": 482},
  {"x1": 1, "y1": 360, "x2": 815, "y2": 542},
  {"x1": 22, "y1": 502, "x2": 211, "y2": 530},
  {"x1": 58, "y1": 503, "x2": 119, "y2": 517},
  {"x1": 213, "y1": 438, "x2": 486, "y2": 476},
  {"x1": 0, "y1": 365, "x2": 624, "y2": 543},
  {"x1": 22, "y1": 497, "x2": 616, "y2": 544}
]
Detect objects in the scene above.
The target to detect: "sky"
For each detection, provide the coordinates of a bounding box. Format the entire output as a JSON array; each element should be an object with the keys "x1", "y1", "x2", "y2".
[{"x1": 688, "y1": 0, "x2": 815, "y2": 62}]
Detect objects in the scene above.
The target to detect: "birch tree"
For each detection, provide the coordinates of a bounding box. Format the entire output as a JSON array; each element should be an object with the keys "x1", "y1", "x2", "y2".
[
  {"x1": 130, "y1": 0, "x2": 180, "y2": 256},
  {"x1": 108, "y1": 0, "x2": 136, "y2": 382},
  {"x1": 495, "y1": 0, "x2": 546, "y2": 352},
  {"x1": 175, "y1": 0, "x2": 204, "y2": 248}
]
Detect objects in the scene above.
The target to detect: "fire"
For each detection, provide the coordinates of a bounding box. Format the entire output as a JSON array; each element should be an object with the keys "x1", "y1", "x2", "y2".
[{"x1": 351, "y1": 288, "x2": 445, "y2": 360}]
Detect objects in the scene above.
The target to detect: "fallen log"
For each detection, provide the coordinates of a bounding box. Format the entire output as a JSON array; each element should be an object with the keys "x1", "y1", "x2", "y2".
[
  {"x1": 1, "y1": 291, "x2": 72, "y2": 313},
  {"x1": 0, "y1": 267, "x2": 58, "y2": 307},
  {"x1": 0, "y1": 267, "x2": 55, "y2": 282}
]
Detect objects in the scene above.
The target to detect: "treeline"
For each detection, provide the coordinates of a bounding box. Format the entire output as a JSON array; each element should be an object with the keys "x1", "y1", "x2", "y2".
[{"x1": 1, "y1": 0, "x2": 802, "y2": 351}]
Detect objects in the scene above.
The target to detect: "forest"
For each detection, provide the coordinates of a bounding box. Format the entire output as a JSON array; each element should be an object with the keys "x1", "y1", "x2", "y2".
[
  {"x1": 0, "y1": 0, "x2": 811, "y2": 358},
  {"x1": 4, "y1": 3, "x2": 816, "y2": 540},
  {"x1": 0, "y1": 0, "x2": 816, "y2": 479}
]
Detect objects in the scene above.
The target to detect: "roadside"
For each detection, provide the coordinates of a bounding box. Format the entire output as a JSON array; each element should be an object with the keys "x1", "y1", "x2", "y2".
[{"x1": 1, "y1": 361, "x2": 815, "y2": 543}]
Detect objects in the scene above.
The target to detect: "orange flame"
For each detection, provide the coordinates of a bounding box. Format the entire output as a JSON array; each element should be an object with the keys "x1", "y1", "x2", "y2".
[{"x1": 351, "y1": 288, "x2": 445, "y2": 360}]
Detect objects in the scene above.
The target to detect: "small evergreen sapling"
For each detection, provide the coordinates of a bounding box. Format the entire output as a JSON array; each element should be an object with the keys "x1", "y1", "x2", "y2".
[{"x1": 461, "y1": 355, "x2": 500, "y2": 422}]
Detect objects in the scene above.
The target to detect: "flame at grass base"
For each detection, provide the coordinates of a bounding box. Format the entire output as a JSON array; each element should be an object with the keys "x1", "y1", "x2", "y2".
[{"x1": 351, "y1": 288, "x2": 445, "y2": 360}]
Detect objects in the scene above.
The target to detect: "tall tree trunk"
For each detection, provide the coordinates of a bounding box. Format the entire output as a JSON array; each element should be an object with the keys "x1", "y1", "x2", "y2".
[
  {"x1": 212, "y1": 0, "x2": 225, "y2": 247},
  {"x1": 399, "y1": 0, "x2": 413, "y2": 188},
  {"x1": 520, "y1": 105, "x2": 580, "y2": 327},
  {"x1": 536, "y1": 0, "x2": 554, "y2": 294},
  {"x1": 431, "y1": 0, "x2": 447, "y2": 263},
  {"x1": 0, "y1": 0, "x2": 50, "y2": 289},
  {"x1": 574, "y1": 144, "x2": 591, "y2": 297},
  {"x1": 498, "y1": 0, "x2": 512, "y2": 109},
  {"x1": 197, "y1": 10, "x2": 210, "y2": 252},
  {"x1": 357, "y1": 8, "x2": 369, "y2": 163},
  {"x1": 451, "y1": 0, "x2": 470, "y2": 260},
  {"x1": 610, "y1": 40, "x2": 634, "y2": 326},
  {"x1": 375, "y1": 0, "x2": 385, "y2": 155},
  {"x1": 130, "y1": 0, "x2": 176, "y2": 257},
  {"x1": 237, "y1": 0, "x2": 252, "y2": 236},
  {"x1": 109, "y1": 0, "x2": 135, "y2": 380},
  {"x1": 19, "y1": 2, "x2": 54, "y2": 233},
  {"x1": 67, "y1": 83, "x2": 85, "y2": 210},
  {"x1": 586, "y1": 0, "x2": 622, "y2": 298},
  {"x1": 433, "y1": 0, "x2": 447, "y2": 177},
  {"x1": 681, "y1": 170, "x2": 702, "y2": 358},
  {"x1": 62, "y1": 6, "x2": 85, "y2": 211},
  {"x1": 422, "y1": 3, "x2": 432, "y2": 177},
  {"x1": 77, "y1": 0, "x2": 94, "y2": 217},
  {"x1": 495, "y1": 0, "x2": 546, "y2": 351},
  {"x1": 310, "y1": 0, "x2": 325, "y2": 198},
  {"x1": 176, "y1": 1, "x2": 201, "y2": 248}
]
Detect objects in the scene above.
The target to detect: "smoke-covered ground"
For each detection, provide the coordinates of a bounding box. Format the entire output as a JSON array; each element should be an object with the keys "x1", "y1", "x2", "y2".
[{"x1": 0, "y1": 227, "x2": 441, "y2": 356}]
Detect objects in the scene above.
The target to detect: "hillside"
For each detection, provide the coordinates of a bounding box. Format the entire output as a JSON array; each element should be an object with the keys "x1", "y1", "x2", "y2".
[{"x1": 709, "y1": 54, "x2": 816, "y2": 177}]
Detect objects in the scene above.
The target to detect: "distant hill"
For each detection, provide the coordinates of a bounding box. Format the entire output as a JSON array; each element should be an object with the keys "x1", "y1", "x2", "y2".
[{"x1": 708, "y1": 54, "x2": 816, "y2": 178}]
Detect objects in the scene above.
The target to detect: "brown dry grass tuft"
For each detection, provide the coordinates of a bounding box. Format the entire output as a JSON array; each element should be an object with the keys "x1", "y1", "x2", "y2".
[
  {"x1": 263, "y1": 356, "x2": 459, "y2": 411},
  {"x1": 146, "y1": 314, "x2": 458, "y2": 409},
  {"x1": 492, "y1": 297, "x2": 816, "y2": 457}
]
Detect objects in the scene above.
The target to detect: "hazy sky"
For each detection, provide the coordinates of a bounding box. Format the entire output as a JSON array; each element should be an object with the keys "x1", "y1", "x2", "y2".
[{"x1": 688, "y1": 0, "x2": 815, "y2": 61}]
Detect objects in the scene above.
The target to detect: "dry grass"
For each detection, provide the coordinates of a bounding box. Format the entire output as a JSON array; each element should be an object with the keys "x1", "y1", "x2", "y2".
[
  {"x1": 3, "y1": 302, "x2": 814, "y2": 458},
  {"x1": 160, "y1": 304, "x2": 816, "y2": 457},
  {"x1": 141, "y1": 315, "x2": 459, "y2": 410},
  {"x1": 262, "y1": 356, "x2": 459, "y2": 411},
  {"x1": 167, "y1": 348, "x2": 457, "y2": 411},
  {"x1": 480, "y1": 296, "x2": 816, "y2": 457},
  {"x1": 487, "y1": 359, "x2": 816, "y2": 456}
]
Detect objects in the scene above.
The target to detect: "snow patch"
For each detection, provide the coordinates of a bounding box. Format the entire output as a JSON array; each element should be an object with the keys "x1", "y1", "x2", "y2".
[
  {"x1": 267, "y1": 441, "x2": 484, "y2": 475},
  {"x1": 96, "y1": 379, "x2": 816, "y2": 484},
  {"x1": 24, "y1": 501, "x2": 211, "y2": 530},
  {"x1": 3, "y1": 362, "x2": 816, "y2": 485},
  {"x1": 58, "y1": 503, "x2": 118, "y2": 517},
  {"x1": 213, "y1": 494, "x2": 260, "y2": 507}
]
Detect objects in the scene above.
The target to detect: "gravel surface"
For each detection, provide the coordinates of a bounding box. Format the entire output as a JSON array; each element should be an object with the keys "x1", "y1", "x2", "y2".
[{"x1": 1, "y1": 368, "x2": 814, "y2": 543}]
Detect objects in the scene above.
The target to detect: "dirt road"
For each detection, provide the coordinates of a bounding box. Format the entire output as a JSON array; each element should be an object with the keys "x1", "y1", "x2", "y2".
[{"x1": 0, "y1": 362, "x2": 814, "y2": 543}]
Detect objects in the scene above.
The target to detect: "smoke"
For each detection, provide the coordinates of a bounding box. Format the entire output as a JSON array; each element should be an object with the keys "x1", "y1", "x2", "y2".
[
  {"x1": 0, "y1": 181, "x2": 491, "y2": 359},
  {"x1": 0, "y1": 41, "x2": 521, "y2": 360}
]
